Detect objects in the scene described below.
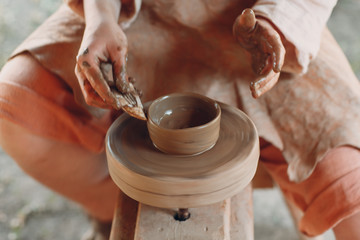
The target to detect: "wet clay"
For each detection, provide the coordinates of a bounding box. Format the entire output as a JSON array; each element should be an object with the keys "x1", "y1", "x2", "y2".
[
  {"x1": 153, "y1": 94, "x2": 218, "y2": 129},
  {"x1": 106, "y1": 102, "x2": 259, "y2": 208},
  {"x1": 159, "y1": 107, "x2": 215, "y2": 129},
  {"x1": 147, "y1": 93, "x2": 221, "y2": 155}
]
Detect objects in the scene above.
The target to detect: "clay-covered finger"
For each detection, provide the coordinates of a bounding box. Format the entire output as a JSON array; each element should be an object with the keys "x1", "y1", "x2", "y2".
[
  {"x1": 75, "y1": 64, "x2": 111, "y2": 108},
  {"x1": 107, "y1": 37, "x2": 129, "y2": 93},
  {"x1": 112, "y1": 52, "x2": 132, "y2": 93},
  {"x1": 100, "y1": 62, "x2": 115, "y2": 88},
  {"x1": 261, "y1": 26, "x2": 285, "y2": 73},
  {"x1": 116, "y1": 64, "x2": 131, "y2": 93},
  {"x1": 83, "y1": 79, "x2": 111, "y2": 108},
  {"x1": 75, "y1": 63, "x2": 90, "y2": 100},
  {"x1": 250, "y1": 70, "x2": 280, "y2": 98},
  {"x1": 75, "y1": 63, "x2": 86, "y2": 87},
  {"x1": 111, "y1": 44, "x2": 127, "y2": 76},
  {"x1": 128, "y1": 76, "x2": 136, "y2": 84},
  {"x1": 234, "y1": 8, "x2": 256, "y2": 34},
  {"x1": 251, "y1": 50, "x2": 272, "y2": 75},
  {"x1": 77, "y1": 56, "x2": 119, "y2": 108},
  {"x1": 269, "y1": 37, "x2": 285, "y2": 73}
]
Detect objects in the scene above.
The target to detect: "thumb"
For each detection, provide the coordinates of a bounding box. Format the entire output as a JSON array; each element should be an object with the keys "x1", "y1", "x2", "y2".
[
  {"x1": 233, "y1": 8, "x2": 256, "y2": 34},
  {"x1": 112, "y1": 51, "x2": 131, "y2": 93}
]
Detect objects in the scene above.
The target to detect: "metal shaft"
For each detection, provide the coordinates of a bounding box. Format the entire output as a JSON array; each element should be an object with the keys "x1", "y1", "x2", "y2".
[{"x1": 174, "y1": 208, "x2": 191, "y2": 221}]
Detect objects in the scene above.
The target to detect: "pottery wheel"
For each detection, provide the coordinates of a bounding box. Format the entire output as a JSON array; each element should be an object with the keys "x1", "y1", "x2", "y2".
[{"x1": 106, "y1": 102, "x2": 259, "y2": 208}]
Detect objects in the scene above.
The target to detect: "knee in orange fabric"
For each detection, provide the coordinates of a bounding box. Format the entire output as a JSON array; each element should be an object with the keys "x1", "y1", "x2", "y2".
[
  {"x1": 0, "y1": 53, "x2": 110, "y2": 152},
  {"x1": 0, "y1": 53, "x2": 69, "y2": 95},
  {"x1": 259, "y1": 143, "x2": 360, "y2": 236}
]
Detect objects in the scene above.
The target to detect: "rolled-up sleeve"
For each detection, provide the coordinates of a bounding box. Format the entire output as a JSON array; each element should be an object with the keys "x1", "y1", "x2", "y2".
[
  {"x1": 64, "y1": 0, "x2": 142, "y2": 29},
  {"x1": 252, "y1": 0, "x2": 337, "y2": 74}
]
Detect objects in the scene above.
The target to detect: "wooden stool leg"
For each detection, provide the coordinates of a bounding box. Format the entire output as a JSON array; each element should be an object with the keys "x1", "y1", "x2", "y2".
[
  {"x1": 109, "y1": 190, "x2": 139, "y2": 240},
  {"x1": 110, "y1": 185, "x2": 254, "y2": 239},
  {"x1": 135, "y1": 185, "x2": 253, "y2": 240},
  {"x1": 230, "y1": 185, "x2": 254, "y2": 239},
  {"x1": 110, "y1": 186, "x2": 254, "y2": 240}
]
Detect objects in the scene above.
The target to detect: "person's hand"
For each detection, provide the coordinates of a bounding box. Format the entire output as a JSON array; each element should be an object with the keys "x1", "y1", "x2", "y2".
[
  {"x1": 233, "y1": 8, "x2": 285, "y2": 98},
  {"x1": 75, "y1": 17, "x2": 129, "y2": 109}
]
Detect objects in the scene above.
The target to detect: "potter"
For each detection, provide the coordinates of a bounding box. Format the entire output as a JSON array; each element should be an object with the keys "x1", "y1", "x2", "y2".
[{"x1": 2, "y1": 0, "x2": 360, "y2": 239}]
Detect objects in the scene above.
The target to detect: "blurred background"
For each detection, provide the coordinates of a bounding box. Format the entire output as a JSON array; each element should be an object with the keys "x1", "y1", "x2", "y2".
[{"x1": 0, "y1": 0, "x2": 359, "y2": 239}]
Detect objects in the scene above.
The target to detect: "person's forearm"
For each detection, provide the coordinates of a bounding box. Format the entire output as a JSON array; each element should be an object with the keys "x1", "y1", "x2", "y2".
[{"x1": 83, "y1": 0, "x2": 121, "y2": 26}]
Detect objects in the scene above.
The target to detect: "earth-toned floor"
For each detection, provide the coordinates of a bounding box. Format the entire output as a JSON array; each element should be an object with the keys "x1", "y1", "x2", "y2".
[{"x1": 0, "y1": 0, "x2": 359, "y2": 239}]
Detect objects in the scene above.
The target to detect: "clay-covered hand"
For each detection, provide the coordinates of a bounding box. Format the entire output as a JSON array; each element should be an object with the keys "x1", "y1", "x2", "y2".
[
  {"x1": 75, "y1": 20, "x2": 146, "y2": 120},
  {"x1": 75, "y1": 17, "x2": 129, "y2": 109},
  {"x1": 233, "y1": 8, "x2": 285, "y2": 98}
]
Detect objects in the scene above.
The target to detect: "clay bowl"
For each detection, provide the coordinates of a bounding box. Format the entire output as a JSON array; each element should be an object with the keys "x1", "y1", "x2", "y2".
[{"x1": 147, "y1": 93, "x2": 221, "y2": 155}]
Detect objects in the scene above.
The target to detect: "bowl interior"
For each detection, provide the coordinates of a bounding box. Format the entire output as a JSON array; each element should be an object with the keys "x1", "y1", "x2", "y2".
[{"x1": 149, "y1": 94, "x2": 219, "y2": 130}]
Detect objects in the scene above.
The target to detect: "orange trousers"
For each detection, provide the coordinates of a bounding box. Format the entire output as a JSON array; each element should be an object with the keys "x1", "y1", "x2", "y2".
[{"x1": 260, "y1": 139, "x2": 360, "y2": 236}]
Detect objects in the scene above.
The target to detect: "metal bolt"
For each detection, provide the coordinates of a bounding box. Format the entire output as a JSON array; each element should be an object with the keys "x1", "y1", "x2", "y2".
[{"x1": 174, "y1": 208, "x2": 191, "y2": 221}]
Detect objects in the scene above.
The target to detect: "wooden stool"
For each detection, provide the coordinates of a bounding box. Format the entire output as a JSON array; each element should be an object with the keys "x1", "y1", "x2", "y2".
[
  {"x1": 109, "y1": 185, "x2": 254, "y2": 240},
  {"x1": 106, "y1": 102, "x2": 259, "y2": 240}
]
